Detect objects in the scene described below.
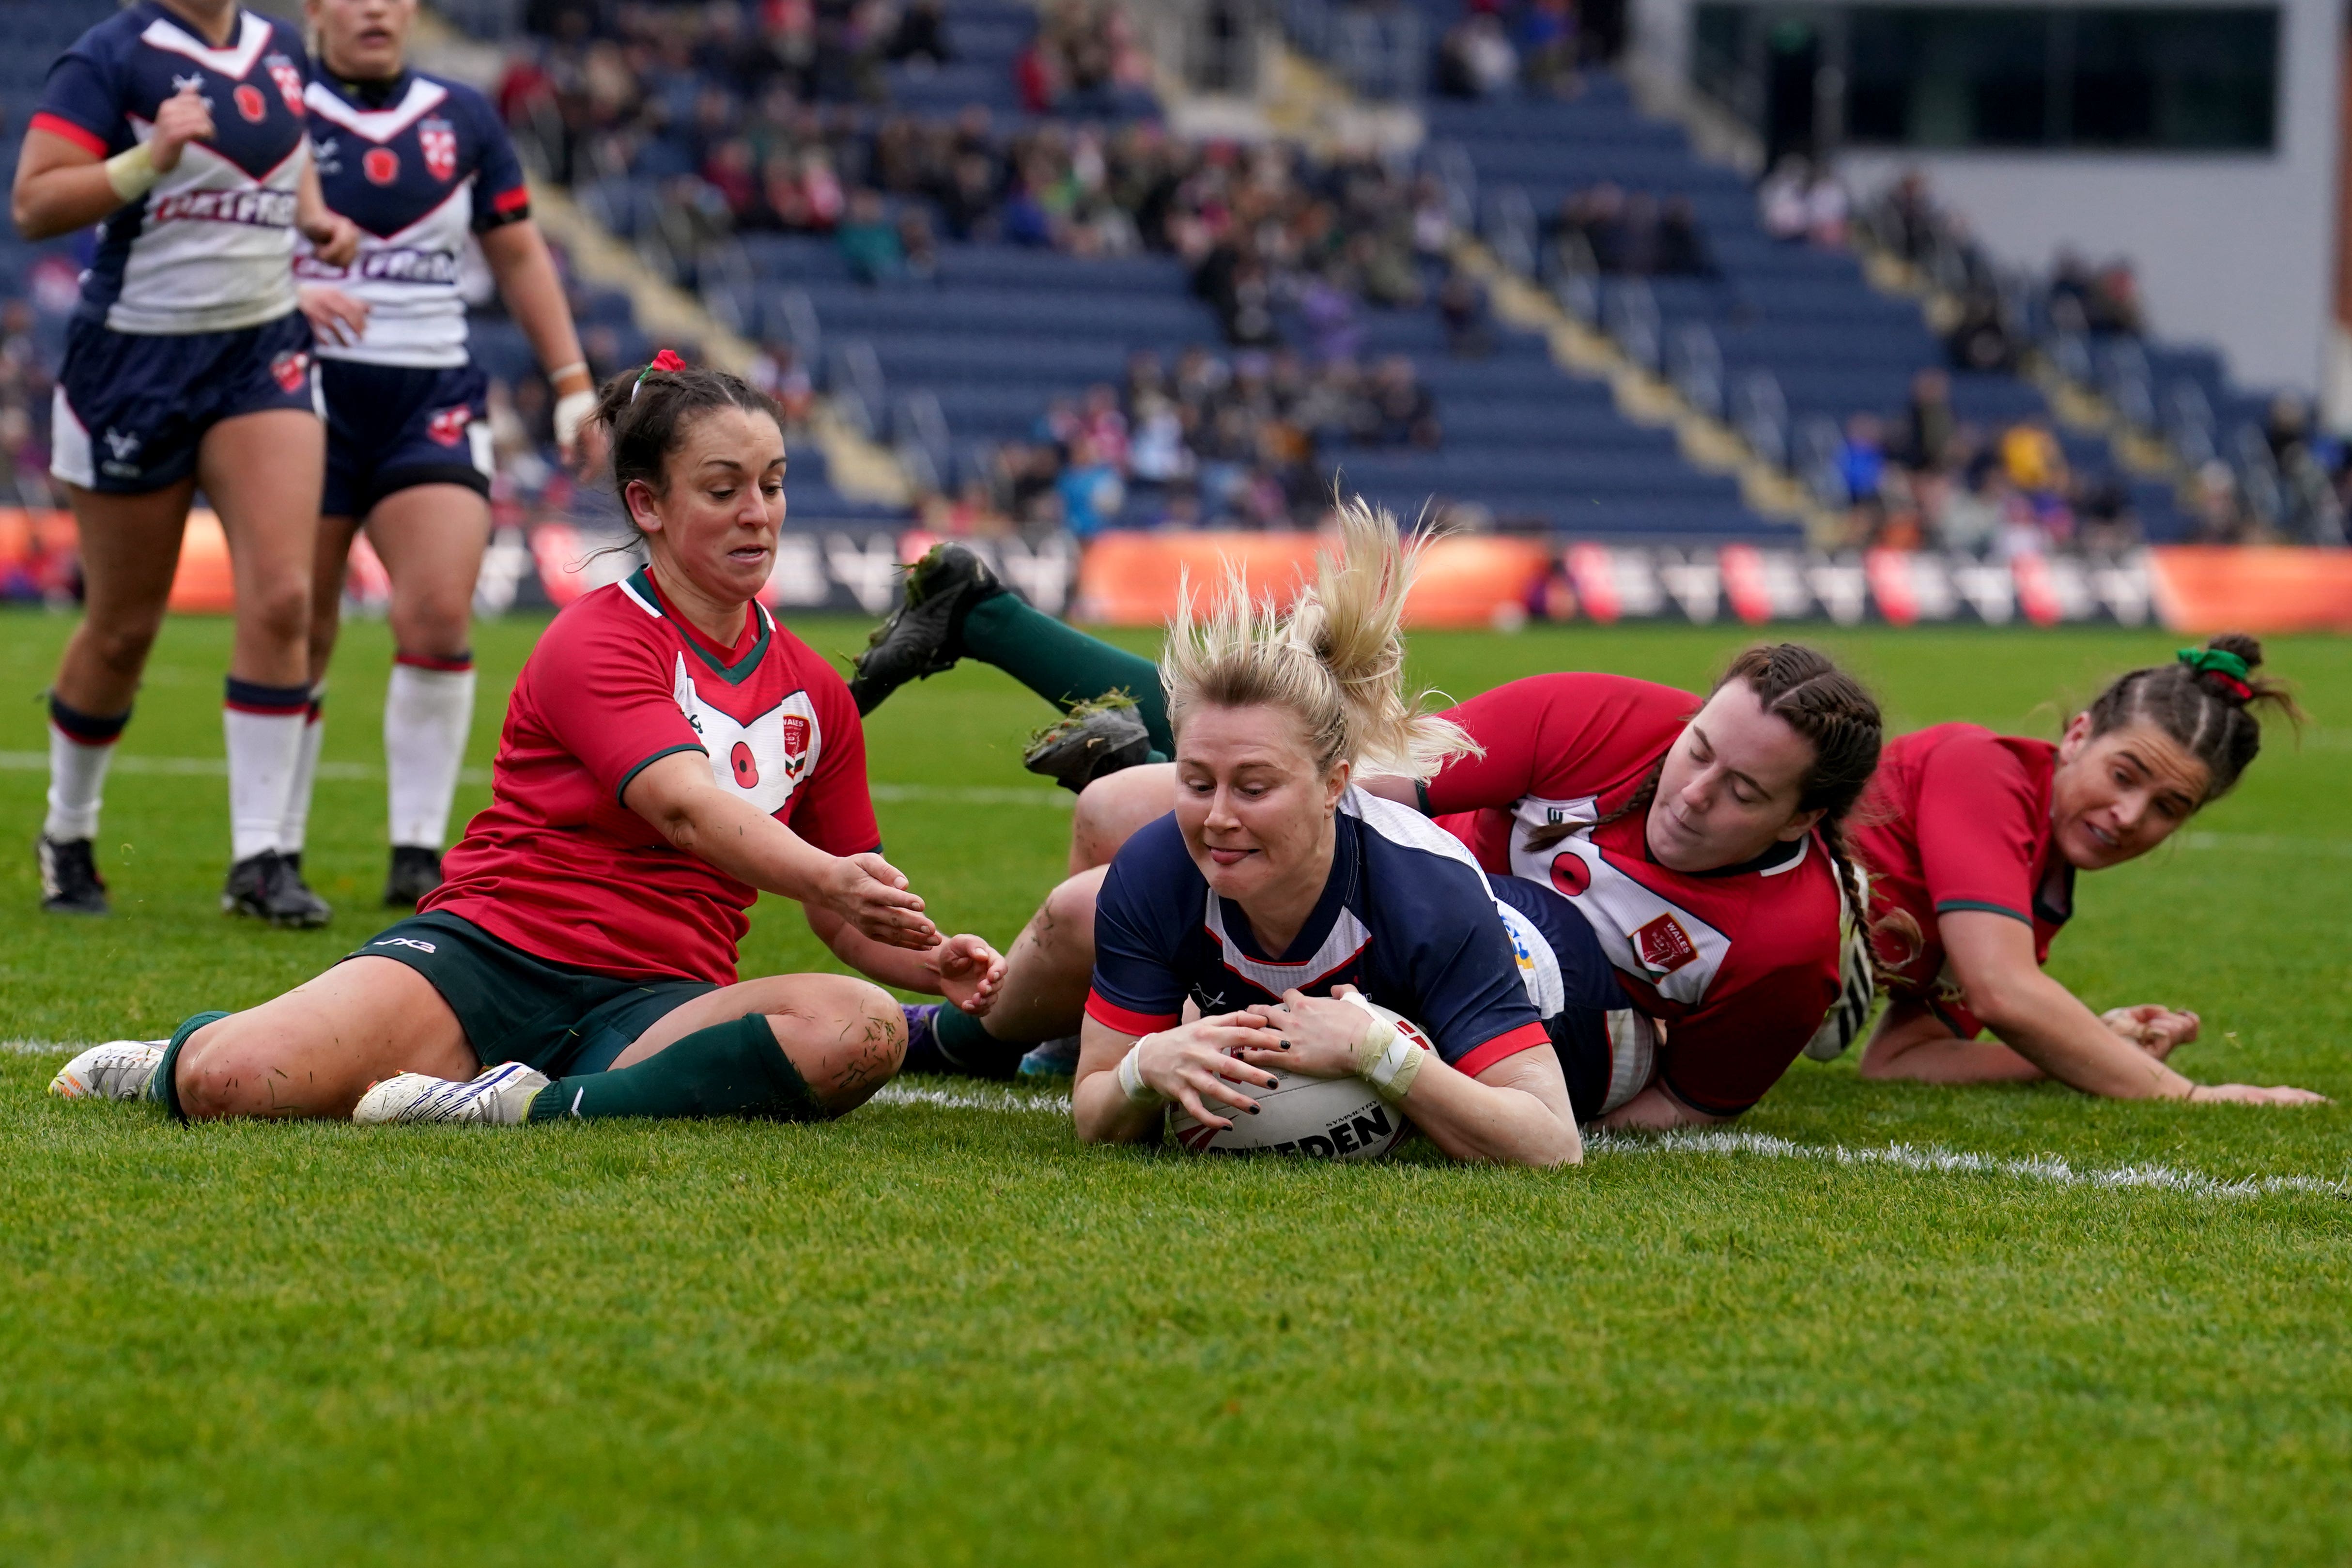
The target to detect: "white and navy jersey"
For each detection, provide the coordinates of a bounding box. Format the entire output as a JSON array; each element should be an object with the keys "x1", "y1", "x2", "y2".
[
  {"x1": 299, "y1": 70, "x2": 529, "y2": 367},
  {"x1": 1086, "y1": 790, "x2": 1563, "y2": 1080},
  {"x1": 33, "y1": 3, "x2": 312, "y2": 335}
]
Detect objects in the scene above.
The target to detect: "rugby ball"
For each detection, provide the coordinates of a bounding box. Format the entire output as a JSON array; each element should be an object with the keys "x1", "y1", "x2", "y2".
[{"x1": 1166, "y1": 997, "x2": 1430, "y2": 1160}]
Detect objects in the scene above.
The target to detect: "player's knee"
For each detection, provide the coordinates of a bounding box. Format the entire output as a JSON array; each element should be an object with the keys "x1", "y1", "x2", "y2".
[
  {"x1": 84, "y1": 616, "x2": 164, "y2": 678},
  {"x1": 1037, "y1": 869, "x2": 1106, "y2": 962},
  {"x1": 244, "y1": 576, "x2": 312, "y2": 648},
  {"x1": 792, "y1": 976, "x2": 905, "y2": 1114},
  {"x1": 390, "y1": 602, "x2": 471, "y2": 664},
  {"x1": 173, "y1": 1022, "x2": 261, "y2": 1119}
]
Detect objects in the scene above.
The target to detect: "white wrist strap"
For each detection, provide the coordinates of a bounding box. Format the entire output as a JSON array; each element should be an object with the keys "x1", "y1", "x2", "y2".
[
  {"x1": 553, "y1": 388, "x2": 596, "y2": 450},
  {"x1": 1341, "y1": 999, "x2": 1425, "y2": 1102},
  {"x1": 1116, "y1": 1040, "x2": 1165, "y2": 1106}
]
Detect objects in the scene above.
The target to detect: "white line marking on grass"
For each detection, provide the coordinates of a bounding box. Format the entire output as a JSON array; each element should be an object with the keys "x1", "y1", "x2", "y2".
[
  {"x1": 0, "y1": 754, "x2": 1067, "y2": 809},
  {"x1": 869, "y1": 1083, "x2": 1073, "y2": 1114},
  {"x1": 1, "y1": 1040, "x2": 74, "y2": 1056},
  {"x1": 2177, "y1": 831, "x2": 2352, "y2": 859},
  {"x1": 1589, "y1": 1129, "x2": 2347, "y2": 1201}
]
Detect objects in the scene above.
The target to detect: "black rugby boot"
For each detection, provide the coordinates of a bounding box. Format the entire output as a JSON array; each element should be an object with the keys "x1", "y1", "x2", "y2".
[
  {"x1": 846, "y1": 543, "x2": 1003, "y2": 716},
  {"x1": 384, "y1": 845, "x2": 445, "y2": 908},
  {"x1": 222, "y1": 850, "x2": 333, "y2": 929},
  {"x1": 38, "y1": 835, "x2": 109, "y2": 916}
]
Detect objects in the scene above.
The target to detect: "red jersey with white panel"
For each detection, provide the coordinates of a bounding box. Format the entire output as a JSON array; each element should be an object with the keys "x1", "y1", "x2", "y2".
[
  {"x1": 424, "y1": 568, "x2": 879, "y2": 985},
  {"x1": 33, "y1": 3, "x2": 313, "y2": 334},
  {"x1": 1847, "y1": 724, "x2": 2071, "y2": 1039},
  {"x1": 1425, "y1": 673, "x2": 1847, "y2": 1116},
  {"x1": 300, "y1": 69, "x2": 529, "y2": 367}
]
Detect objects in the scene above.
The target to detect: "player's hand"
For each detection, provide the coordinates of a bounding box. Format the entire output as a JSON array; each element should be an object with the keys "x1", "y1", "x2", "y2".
[
  {"x1": 2185, "y1": 1082, "x2": 2330, "y2": 1106},
  {"x1": 149, "y1": 82, "x2": 215, "y2": 173},
  {"x1": 1134, "y1": 1012, "x2": 1278, "y2": 1131},
  {"x1": 928, "y1": 933, "x2": 1005, "y2": 1016},
  {"x1": 2102, "y1": 1004, "x2": 2199, "y2": 1059},
  {"x1": 303, "y1": 211, "x2": 362, "y2": 269},
  {"x1": 823, "y1": 853, "x2": 937, "y2": 950},
  {"x1": 298, "y1": 285, "x2": 370, "y2": 347},
  {"x1": 1239, "y1": 985, "x2": 1374, "y2": 1080}
]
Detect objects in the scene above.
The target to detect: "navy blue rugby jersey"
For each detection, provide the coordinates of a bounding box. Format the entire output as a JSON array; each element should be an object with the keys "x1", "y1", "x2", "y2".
[
  {"x1": 1087, "y1": 789, "x2": 1557, "y2": 1079},
  {"x1": 34, "y1": 3, "x2": 314, "y2": 334},
  {"x1": 300, "y1": 70, "x2": 529, "y2": 368}
]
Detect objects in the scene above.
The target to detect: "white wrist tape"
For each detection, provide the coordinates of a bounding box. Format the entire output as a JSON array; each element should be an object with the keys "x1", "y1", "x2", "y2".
[
  {"x1": 1345, "y1": 1003, "x2": 1425, "y2": 1102},
  {"x1": 105, "y1": 144, "x2": 156, "y2": 202},
  {"x1": 1116, "y1": 1040, "x2": 1165, "y2": 1107},
  {"x1": 553, "y1": 388, "x2": 596, "y2": 452}
]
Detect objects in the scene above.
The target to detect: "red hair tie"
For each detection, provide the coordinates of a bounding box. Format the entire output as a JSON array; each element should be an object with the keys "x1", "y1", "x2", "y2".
[
  {"x1": 2211, "y1": 674, "x2": 2254, "y2": 702},
  {"x1": 630, "y1": 349, "x2": 689, "y2": 401}
]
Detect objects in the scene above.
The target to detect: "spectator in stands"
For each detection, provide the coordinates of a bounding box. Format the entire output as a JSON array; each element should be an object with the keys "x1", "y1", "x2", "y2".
[
  {"x1": 1367, "y1": 357, "x2": 1440, "y2": 448},
  {"x1": 1945, "y1": 284, "x2": 2016, "y2": 373},
  {"x1": 1438, "y1": 12, "x2": 1519, "y2": 98},
  {"x1": 1901, "y1": 368, "x2": 1957, "y2": 472},
  {"x1": 1517, "y1": 0, "x2": 1580, "y2": 95},
  {"x1": 836, "y1": 188, "x2": 905, "y2": 282},
  {"x1": 1438, "y1": 267, "x2": 1493, "y2": 357},
  {"x1": 1655, "y1": 197, "x2": 1713, "y2": 276},
  {"x1": 886, "y1": 0, "x2": 953, "y2": 66},
  {"x1": 1548, "y1": 185, "x2": 1710, "y2": 277}
]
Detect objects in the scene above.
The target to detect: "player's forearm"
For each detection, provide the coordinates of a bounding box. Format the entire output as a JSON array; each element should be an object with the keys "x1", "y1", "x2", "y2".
[
  {"x1": 655, "y1": 786, "x2": 840, "y2": 903},
  {"x1": 295, "y1": 159, "x2": 330, "y2": 235},
  {"x1": 810, "y1": 907, "x2": 945, "y2": 993},
  {"x1": 12, "y1": 162, "x2": 122, "y2": 240},
  {"x1": 1977, "y1": 971, "x2": 2190, "y2": 1099},
  {"x1": 1073, "y1": 1026, "x2": 1162, "y2": 1144},
  {"x1": 483, "y1": 221, "x2": 588, "y2": 388},
  {"x1": 1400, "y1": 1061, "x2": 1582, "y2": 1166}
]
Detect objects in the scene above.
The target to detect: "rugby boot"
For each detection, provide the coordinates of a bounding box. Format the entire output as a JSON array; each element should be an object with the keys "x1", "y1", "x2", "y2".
[
  {"x1": 1017, "y1": 1035, "x2": 1082, "y2": 1079},
  {"x1": 384, "y1": 845, "x2": 445, "y2": 908},
  {"x1": 846, "y1": 543, "x2": 1003, "y2": 715},
  {"x1": 1023, "y1": 695, "x2": 1154, "y2": 793},
  {"x1": 353, "y1": 1062, "x2": 551, "y2": 1126},
  {"x1": 222, "y1": 850, "x2": 334, "y2": 929},
  {"x1": 37, "y1": 835, "x2": 108, "y2": 915},
  {"x1": 48, "y1": 1039, "x2": 167, "y2": 1101}
]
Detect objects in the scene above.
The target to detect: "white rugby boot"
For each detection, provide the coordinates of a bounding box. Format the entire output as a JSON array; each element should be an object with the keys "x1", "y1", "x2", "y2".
[
  {"x1": 353, "y1": 1062, "x2": 550, "y2": 1126},
  {"x1": 48, "y1": 1040, "x2": 168, "y2": 1101}
]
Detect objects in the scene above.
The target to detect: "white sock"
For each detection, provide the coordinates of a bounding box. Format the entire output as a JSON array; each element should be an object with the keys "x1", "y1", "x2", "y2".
[
  {"x1": 279, "y1": 686, "x2": 326, "y2": 857},
  {"x1": 44, "y1": 725, "x2": 117, "y2": 841},
  {"x1": 224, "y1": 682, "x2": 312, "y2": 862},
  {"x1": 386, "y1": 660, "x2": 476, "y2": 850}
]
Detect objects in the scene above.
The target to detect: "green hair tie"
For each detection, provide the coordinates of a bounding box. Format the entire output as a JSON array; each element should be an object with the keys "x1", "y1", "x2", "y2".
[{"x1": 2176, "y1": 647, "x2": 2251, "y2": 683}]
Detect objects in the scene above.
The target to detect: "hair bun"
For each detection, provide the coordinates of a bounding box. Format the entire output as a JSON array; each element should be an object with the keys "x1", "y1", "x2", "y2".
[{"x1": 2206, "y1": 632, "x2": 2264, "y2": 672}]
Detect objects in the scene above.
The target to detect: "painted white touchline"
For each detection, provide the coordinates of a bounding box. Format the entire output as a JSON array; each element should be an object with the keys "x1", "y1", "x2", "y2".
[
  {"x1": 1587, "y1": 1128, "x2": 2348, "y2": 1201},
  {"x1": 9, "y1": 1044, "x2": 2334, "y2": 1199},
  {"x1": 2176, "y1": 831, "x2": 2352, "y2": 859},
  {"x1": 0, "y1": 753, "x2": 1065, "y2": 809}
]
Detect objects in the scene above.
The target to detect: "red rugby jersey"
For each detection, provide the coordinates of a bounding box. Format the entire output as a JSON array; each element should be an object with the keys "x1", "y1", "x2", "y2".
[
  {"x1": 425, "y1": 568, "x2": 879, "y2": 983},
  {"x1": 1847, "y1": 724, "x2": 2071, "y2": 1038},
  {"x1": 1425, "y1": 673, "x2": 1847, "y2": 1116}
]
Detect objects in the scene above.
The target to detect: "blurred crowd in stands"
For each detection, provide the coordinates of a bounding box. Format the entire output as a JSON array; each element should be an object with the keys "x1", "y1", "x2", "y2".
[
  {"x1": 928, "y1": 345, "x2": 1445, "y2": 539},
  {"x1": 1435, "y1": 0, "x2": 1593, "y2": 98},
  {"x1": 1547, "y1": 184, "x2": 1711, "y2": 277}
]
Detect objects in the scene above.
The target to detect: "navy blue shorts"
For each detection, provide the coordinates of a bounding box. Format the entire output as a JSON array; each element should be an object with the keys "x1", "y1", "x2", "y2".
[
  {"x1": 321, "y1": 359, "x2": 493, "y2": 518},
  {"x1": 51, "y1": 312, "x2": 320, "y2": 495},
  {"x1": 1491, "y1": 874, "x2": 1638, "y2": 1121}
]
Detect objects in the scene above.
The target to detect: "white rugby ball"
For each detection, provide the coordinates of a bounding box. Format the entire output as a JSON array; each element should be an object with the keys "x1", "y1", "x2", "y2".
[{"x1": 1166, "y1": 996, "x2": 1430, "y2": 1161}]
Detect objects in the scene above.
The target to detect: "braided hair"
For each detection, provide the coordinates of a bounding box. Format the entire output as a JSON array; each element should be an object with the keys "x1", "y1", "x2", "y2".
[
  {"x1": 2082, "y1": 633, "x2": 2303, "y2": 802},
  {"x1": 589, "y1": 353, "x2": 779, "y2": 536}
]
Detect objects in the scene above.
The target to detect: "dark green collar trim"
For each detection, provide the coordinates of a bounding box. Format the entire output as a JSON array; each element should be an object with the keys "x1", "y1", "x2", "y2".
[{"x1": 631, "y1": 568, "x2": 770, "y2": 685}]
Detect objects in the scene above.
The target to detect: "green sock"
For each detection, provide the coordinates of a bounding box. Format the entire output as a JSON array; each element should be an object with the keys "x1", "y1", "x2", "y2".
[
  {"x1": 526, "y1": 1013, "x2": 827, "y2": 1123},
  {"x1": 932, "y1": 1002, "x2": 1028, "y2": 1081},
  {"x1": 960, "y1": 593, "x2": 1174, "y2": 757},
  {"x1": 149, "y1": 1010, "x2": 229, "y2": 1124}
]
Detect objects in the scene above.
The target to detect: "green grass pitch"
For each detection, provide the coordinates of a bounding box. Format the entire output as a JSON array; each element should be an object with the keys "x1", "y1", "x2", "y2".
[{"x1": 2, "y1": 609, "x2": 2349, "y2": 1565}]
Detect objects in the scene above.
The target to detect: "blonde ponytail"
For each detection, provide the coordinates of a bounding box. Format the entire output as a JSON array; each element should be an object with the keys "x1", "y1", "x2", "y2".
[{"x1": 1161, "y1": 497, "x2": 1478, "y2": 780}]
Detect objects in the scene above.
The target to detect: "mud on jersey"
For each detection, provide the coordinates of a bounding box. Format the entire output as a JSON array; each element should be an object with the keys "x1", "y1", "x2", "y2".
[
  {"x1": 300, "y1": 70, "x2": 529, "y2": 367},
  {"x1": 35, "y1": 3, "x2": 312, "y2": 334}
]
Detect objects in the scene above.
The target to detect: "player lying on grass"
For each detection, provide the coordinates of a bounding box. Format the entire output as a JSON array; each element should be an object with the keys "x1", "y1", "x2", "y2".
[
  {"x1": 872, "y1": 553, "x2": 1885, "y2": 1127},
  {"x1": 1069, "y1": 500, "x2": 1598, "y2": 1165},
  {"x1": 1847, "y1": 635, "x2": 2324, "y2": 1105},
  {"x1": 51, "y1": 360, "x2": 1005, "y2": 1126}
]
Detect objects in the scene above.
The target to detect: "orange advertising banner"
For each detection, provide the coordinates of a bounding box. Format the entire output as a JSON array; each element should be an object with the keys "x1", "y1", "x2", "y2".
[
  {"x1": 1073, "y1": 530, "x2": 1552, "y2": 628},
  {"x1": 2145, "y1": 546, "x2": 2352, "y2": 633}
]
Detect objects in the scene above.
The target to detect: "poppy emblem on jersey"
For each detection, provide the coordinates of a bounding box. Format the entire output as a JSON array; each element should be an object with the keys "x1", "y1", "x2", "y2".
[
  {"x1": 233, "y1": 84, "x2": 267, "y2": 124},
  {"x1": 730, "y1": 741, "x2": 759, "y2": 789},
  {"x1": 1634, "y1": 913, "x2": 1700, "y2": 975},
  {"x1": 270, "y1": 350, "x2": 310, "y2": 393},
  {"x1": 266, "y1": 56, "x2": 305, "y2": 114},
  {"x1": 426, "y1": 406, "x2": 469, "y2": 447},
  {"x1": 1548, "y1": 851, "x2": 1593, "y2": 898},
  {"x1": 419, "y1": 120, "x2": 457, "y2": 183},
  {"x1": 780, "y1": 714, "x2": 811, "y2": 776},
  {"x1": 363, "y1": 148, "x2": 400, "y2": 186}
]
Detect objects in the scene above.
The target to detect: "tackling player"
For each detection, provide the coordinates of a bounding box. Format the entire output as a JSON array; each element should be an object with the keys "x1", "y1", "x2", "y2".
[
  {"x1": 17, "y1": 0, "x2": 361, "y2": 924},
  {"x1": 50, "y1": 361, "x2": 1006, "y2": 1128},
  {"x1": 1073, "y1": 500, "x2": 1593, "y2": 1165},
  {"x1": 286, "y1": 0, "x2": 601, "y2": 907},
  {"x1": 1849, "y1": 635, "x2": 2325, "y2": 1105}
]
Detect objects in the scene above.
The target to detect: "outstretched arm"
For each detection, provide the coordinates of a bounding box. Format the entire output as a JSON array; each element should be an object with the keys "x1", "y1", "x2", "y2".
[
  {"x1": 623, "y1": 750, "x2": 937, "y2": 950},
  {"x1": 1863, "y1": 911, "x2": 2323, "y2": 1104},
  {"x1": 805, "y1": 905, "x2": 1006, "y2": 1015}
]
